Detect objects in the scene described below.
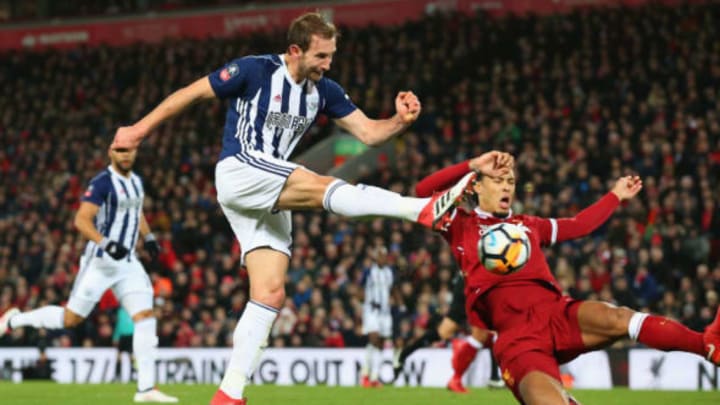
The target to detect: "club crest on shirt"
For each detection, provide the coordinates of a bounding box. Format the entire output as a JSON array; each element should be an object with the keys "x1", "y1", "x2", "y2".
[{"x1": 220, "y1": 63, "x2": 239, "y2": 81}]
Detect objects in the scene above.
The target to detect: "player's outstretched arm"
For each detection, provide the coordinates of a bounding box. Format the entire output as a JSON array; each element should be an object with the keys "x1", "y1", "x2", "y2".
[
  {"x1": 335, "y1": 91, "x2": 421, "y2": 146},
  {"x1": 554, "y1": 175, "x2": 643, "y2": 243},
  {"x1": 112, "y1": 77, "x2": 216, "y2": 149}
]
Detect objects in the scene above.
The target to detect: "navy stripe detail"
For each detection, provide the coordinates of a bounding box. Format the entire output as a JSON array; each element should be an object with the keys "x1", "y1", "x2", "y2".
[
  {"x1": 103, "y1": 186, "x2": 117, "y2": 237},
  {"x1": 245, "y1": 153, "x2": 294, "y2": 175},
  {"x1": 236, "y1": 149, "x2": 295, "y2": 174},
  {"x1": 253, "y1": 75, "x2": 271, "y2": 152},
  {"x1": 241, "y1": 98, "x2": 253, "y2": 149},
  {"x1": 271, "y1": 79, "x2": 292, "y2": 158},
  {"x1": 234, "y1": 153, "x2": 293, "y2": 178},
  {"x1": 98, "y1": 188, "x2": 117, "y2": 258},
  {"x1": 249, "y1": 299, "x2": 279, "y2": 313},
  {"x1": 128, "y1": 178, "x2": 141, "y2": 258},
  {"x1": 323, "y1": 180, "x2": 347, "y2": 213},
  {"x1": 234, "y1": 155, "x2": 287, "y2": 177},
  {"x1": 116, "y1": 180, "x2": 131, "y2": 251},
  {"x1": 286, "y1": 82, "x2": 309, "y2": 158},
  {"x1": 299, "y1": 82, "x2": 307, "y2": 117}
]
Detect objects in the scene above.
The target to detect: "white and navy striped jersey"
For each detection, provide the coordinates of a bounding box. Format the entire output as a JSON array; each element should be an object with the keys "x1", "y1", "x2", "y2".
[
  {"x1": 362, "y1": 264, "x2": 394, "y2": 315},
  {"x1": 80, "y1": 166, "x2": 144, "y2": 260},
  {"x1": 209, "y1": 54, "x2": 357, "y2": 170}
]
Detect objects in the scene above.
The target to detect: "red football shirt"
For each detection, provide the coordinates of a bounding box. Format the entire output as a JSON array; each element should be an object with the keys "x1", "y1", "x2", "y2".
[{"x1": 417, "y1": 160, "x2": 621, "y2": 328}]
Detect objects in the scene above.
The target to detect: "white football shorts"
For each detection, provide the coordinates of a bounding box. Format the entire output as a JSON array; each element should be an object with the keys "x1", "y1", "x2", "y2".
[
  {"x1": 67, "y1": 254, "x2": 153, "y2": 317},
  {"x1": 362, "y1": 309, "x2": 393, "y2": 338},
  {"x1": 215, "y1": 153, "x2": 301, "y2": 262}
]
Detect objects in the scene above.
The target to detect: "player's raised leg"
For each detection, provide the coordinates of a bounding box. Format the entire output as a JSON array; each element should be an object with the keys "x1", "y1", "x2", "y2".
[
  {"x1": 275, "y1": 167, "x2": 477, "y2": 231},
  {"x1": 577, "y1": 301, "x2": 709, "y2": 361}
]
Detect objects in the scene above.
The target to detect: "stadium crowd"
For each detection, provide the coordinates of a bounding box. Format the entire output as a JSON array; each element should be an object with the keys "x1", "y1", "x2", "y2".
[
  {"x1": 0, "y1": 0, "x2": 296, "y2": 22},
  {"x1": 1, "y1": 3, "x2": 720, "y2": 351}
]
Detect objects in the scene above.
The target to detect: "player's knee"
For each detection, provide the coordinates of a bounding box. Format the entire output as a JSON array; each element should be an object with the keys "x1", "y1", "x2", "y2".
[
  {"x1": 254, "y1": 285, "x2": 286, "y2": 309},
  {"x1": 63, "y1": 310, "x2": 84, "y2": 328},
  {"x1": 437, "y1": 318, "x2": 457, "y2": 340},
  {"x1": 609, "y1": 306, "x2": 634, "y2": 335}
]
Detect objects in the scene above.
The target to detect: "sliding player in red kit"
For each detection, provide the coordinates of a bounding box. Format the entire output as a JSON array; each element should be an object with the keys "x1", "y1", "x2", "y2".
[{"x1": 418, "y1": 151, "x2": 720, "y2": 405}]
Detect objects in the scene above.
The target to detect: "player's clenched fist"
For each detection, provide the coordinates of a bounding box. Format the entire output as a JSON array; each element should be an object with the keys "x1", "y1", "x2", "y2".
[
  {"x1": 396, "y1": 90, "x2": 421, "y2": 124},
  {"x1": 611, "y1": 175, "x2": 643, "y2": 201},
  {"x1": 469, "y1": 151, "x2": 514, "y2": 177},
  {"x1": 112, "y1": 125, "x2": 145, "y2": 150}
]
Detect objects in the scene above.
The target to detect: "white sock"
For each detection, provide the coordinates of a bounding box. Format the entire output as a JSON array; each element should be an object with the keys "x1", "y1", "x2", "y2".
[
  {"x1": 628, "y1": 312, "x2": 649, "y2": 341},
  {"x1": 361, "y1": 344, "x2": 373, "y2": 377},
  {"x1": 9, "y1": 306, "x2": 65, "y2": 329},
  {"x1": 133, "y1": 317, "x2": 158, "y2": 392},
  {"x1": 220, "y1": 300, "x2": 278, "y2": 399},
  {"x1": 466, "y1": 335, "x2": 484, "y2": 349},
  {"x1": 370, "y1": 345, "x2": 382, "y2": 381},
  {"x1": 323, "y1": 180, "x2": 428, "y2": 221}
]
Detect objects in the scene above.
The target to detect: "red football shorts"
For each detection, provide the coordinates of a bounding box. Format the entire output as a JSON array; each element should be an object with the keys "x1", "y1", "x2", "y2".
[{"x1": 471, "y1": 283, "x2": 587, "y2": 402}]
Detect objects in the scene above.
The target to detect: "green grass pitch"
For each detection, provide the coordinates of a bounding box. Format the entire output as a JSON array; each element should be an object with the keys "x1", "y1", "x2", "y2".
[{"x1": 2, "y1": 383, "x2": 720, "y2": 404}]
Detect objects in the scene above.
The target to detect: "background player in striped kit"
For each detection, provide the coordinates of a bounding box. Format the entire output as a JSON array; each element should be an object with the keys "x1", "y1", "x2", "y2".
[
  {"x1": 110, "y1": 12, "x2": 503, "y2": 405},
  {"x1": 0, "y1": 146, "x2": 177, "y2": 403},
  {"x1": 360, "y1": 246, "x2": 394, "y2": 387}
]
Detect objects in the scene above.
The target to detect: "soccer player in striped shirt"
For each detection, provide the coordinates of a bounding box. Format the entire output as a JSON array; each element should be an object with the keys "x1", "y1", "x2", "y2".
[
  {"x1": 111, "y1": 12, "x2": 479, "y2": 405},
  {"x1": 360, "y1": 246, "x2": 394, "y2": 388},
  {"x1": 0, "y1": 146, "x2": 177, "y2": 403}
]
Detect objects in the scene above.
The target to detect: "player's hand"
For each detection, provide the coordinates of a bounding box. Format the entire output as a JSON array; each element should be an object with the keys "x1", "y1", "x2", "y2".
[
  {"x1": 111, "y1": 125, "x2": 145, "y2": 149},
  {"x1": 469, "y1": 151, "x2": 514, "y2": 177},
  {"x1": 395, "y1": 91, "x2": 421, "y2": 124},
  {"x1": 100, "y1": 238, "x2": 130, "y2": 260},
  {"x1": 611, "y1": 175, "x2": 643, "y2": 201},
  {"x1": 144, "y1": 233, "x2": 161, "y2": 260}
]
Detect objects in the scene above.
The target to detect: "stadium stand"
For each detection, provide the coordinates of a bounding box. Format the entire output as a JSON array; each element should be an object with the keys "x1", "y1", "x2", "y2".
[{"x1": 1, "y1": 2, "x2": 720, "y2": 350}]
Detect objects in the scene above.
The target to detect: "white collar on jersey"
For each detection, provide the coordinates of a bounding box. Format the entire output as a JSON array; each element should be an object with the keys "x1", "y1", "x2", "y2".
[
  {"x1": 108, "y1": 164, "x2": 132, "y2": 180},
  {"x1": 279, "y1": 53, "x2": 308, "y2": 88},
  {"x1": 474, "y1": 206, "x2": 513, "y2": 219}
]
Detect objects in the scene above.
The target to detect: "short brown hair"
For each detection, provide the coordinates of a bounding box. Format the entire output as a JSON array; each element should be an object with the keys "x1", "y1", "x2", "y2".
[{"x1": 287, "y1": 12, "x2": 337, "y2": 51}]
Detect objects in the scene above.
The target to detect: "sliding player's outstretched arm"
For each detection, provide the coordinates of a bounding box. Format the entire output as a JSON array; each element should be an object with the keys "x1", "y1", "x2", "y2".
[{"x1": 553, "y1": 175, "x2": 642, "y2": 243}]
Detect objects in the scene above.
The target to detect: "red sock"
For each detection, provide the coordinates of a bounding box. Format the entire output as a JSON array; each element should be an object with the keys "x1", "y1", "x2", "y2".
[
  {"x1": 637, "y1": 315, "x2": 705, "y2": 356},
  {"x1": 452, "y1": 340, "x2": 479, "y2": 377}
]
